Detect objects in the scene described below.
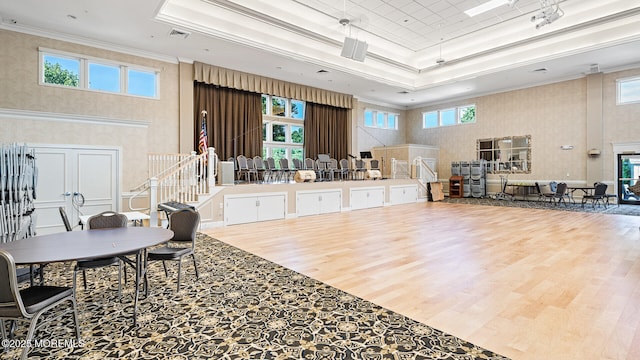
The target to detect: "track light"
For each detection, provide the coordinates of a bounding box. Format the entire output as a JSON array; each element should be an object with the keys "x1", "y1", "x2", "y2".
[{"x1": 531, "y1": 0, "x2": 563, "y2": 29}]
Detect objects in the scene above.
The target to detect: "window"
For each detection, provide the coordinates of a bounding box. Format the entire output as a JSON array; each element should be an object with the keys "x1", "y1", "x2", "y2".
[
  {"x1": 618, "y1": 76, "x2": 640, "y2": 104},
  {"x1": 440, "y1": 109, "x2": 456, "y2": 126},
  {"x1": 43, "y1": 54, "x2": 79, "y2": 88},
  {"x1": 363, "y1": 109, "x2": 399, "y2": 130},
  {"x1": 423, "y1": 111, "x2": 438, "y2": 128},
  {"x1": 39, "y1": 48, "x2": 159, "y2": 99},
  {"x1": 422, "y1": 104, "x2": 476, "y2": 128},
  {"x1": 88, "y1": 62, "x2": 120, "y2": 92},
  {"x1": 262, "y1": 95, "x2": 306, "y2": 163}
]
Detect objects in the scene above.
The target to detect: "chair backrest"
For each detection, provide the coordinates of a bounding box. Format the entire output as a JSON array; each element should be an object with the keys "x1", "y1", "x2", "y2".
[
  {"x1": 169, "y1": 208, "x2": 200, "y2": 244},
  {"x1": 246, "y1": 157, "x2": 255, "y2": 170},
  {"x1": 227, "y1": 157, "x2": 238, "y2": 171},
  {"x1": 593, "y1": 182, "x2": 607, "y2": 196},
  {"x1": 59, "y1": 207, "x2": 72, "y2": 232},
  {"x1": 355, "y1": 159, "x2": 365, "y2": 170},
  {"x1": 236, "y1": 155, "x2": 248, "y2": 170},
  {"x1": 267, "y1": 157, "x2": 277, "y2": 170},
  {"x1": 370, "y1": 159, "x2": 379, "y2": 170},
  {"x1": 555, "y1": 182, "x2": 567, "y2": 196},
  {"x1": 328, "y1": 158, "x2": 338, "y2": 170},
  {"x1": 339, "y1": 159, "x2": 349, "y2": 170},
  {"x1": 304, "y1": 158, "x2": 315, "y2": 170},
  {"x1": 279, "y1": 158, "x2": 290, "y2": 170},
  {"x1": 88, "y1": 211, "x2": 128, "y2": 230},
  {"x1": 0, "y1": 249, "x2": 28, "y2": 318},
  {"x1": 253, "y1": 156, "x2": 265, "y2": 170},
  {"x1": 292, "y1": 158, "x2": 302, "y2": 170},
  {"x1": 315, "y1": 159, "x2": 326, "y2": 170}
]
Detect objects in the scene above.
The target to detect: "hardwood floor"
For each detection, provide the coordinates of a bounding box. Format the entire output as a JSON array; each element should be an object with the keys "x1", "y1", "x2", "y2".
[{"x1": 203, "y1": 201, "x2": 640, "y2": 360}]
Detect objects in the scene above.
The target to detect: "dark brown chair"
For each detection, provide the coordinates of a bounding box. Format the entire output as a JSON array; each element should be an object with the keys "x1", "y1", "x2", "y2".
[
  {"x1": 73, "y1": 211, "x2": 127, "y2": 300},
  {"x1": 543, "y1": 182, "x2": 568, "y2": 206},
  {"x1": 1, "y1": 249, "x2": 81, "y2": 360},
  {"x1": 145, "y1": 208, "x2": 200, "y2": 293},
  {"x1": 582, "y1": 182, "x2": 608, "y2": 208}
]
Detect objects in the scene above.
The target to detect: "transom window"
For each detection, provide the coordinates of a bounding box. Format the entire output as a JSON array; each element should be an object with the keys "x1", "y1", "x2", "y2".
[
  {"x1": 364, "y1": 109, "x2": 398, "y2": 130},
  {"x1": 39, "y1": 48, "x2": 159, "y2": 99},
  {"x1": 618, "y1": 76, "x2": 640, "y2": 105},
  {"x1": 262, "y1": 95, "x2": 306, "y2": 165},
  {"x1": 423, "y1": 104, "x2": 476, "y2": 128}
]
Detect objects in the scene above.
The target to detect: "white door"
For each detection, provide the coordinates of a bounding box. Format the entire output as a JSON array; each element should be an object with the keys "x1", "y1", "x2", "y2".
[{"x1": 32, "y1": 145, "x2": 119, "y2": 235}]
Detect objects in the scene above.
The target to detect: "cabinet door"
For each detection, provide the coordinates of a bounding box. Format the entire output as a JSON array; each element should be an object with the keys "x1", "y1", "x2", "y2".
[
  {"x1": 319, "y1": 191, "x2": 341, "y2": 214},
  {"x1": 225, "y1": 196, "x2": 258, "y2": 225},
  {"x1": 350, "y1": 189, "x2": 370, "y2": 210},
  {"x1": 296, "y1": 192, "x2": 322, "y2": 217},
  {"x1": 257, "y1": 194, "x2": 286, "y2": 222},
  {"x1": 367, "y1": 188, "x2": 385, "y2": 208},
  {"x1": 390, "y1": 185, "x2": 417, "y2": 205}
]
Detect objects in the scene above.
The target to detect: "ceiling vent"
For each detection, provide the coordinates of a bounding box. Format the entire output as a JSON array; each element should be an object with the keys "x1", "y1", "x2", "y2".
[
  {"x1": 169, "y1": 29, "x2": 190, "y2": 39},
  {"x1": 316, "y1": 69, "x2": 329, "y2": 74}
]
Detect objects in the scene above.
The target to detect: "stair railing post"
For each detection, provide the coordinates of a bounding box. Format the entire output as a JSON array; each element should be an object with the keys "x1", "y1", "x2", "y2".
[
  {"x1": 149, "y1": 177, "x2": 158, "y2": 227},
  {"x1": 208, "y1": 147, "x2": 216, "y2": 189}
]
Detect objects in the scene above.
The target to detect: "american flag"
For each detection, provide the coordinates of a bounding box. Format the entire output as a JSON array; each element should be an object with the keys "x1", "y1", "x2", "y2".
[{"x1": 198, "y1": 111, "x2": 208, "y2": 156}]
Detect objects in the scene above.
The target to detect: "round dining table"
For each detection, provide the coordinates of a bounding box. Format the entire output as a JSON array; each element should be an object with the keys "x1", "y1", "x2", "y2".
[{"x1": 0, "y1": 227, "x2": 174, "y2": 326}]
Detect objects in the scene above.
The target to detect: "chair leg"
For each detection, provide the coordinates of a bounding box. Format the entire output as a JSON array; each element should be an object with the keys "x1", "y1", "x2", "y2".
[
  {"x1": 192, "y1": 254, "x2": 199, "y2": 279},
  {"x1": 1, "y1": 319, "x2": 7, "y2": 353},
  {"x1": 82, "y1": 270, "x2": 88, "y2": 290},
  {"x1": 117, "y1": 261, "x2": 122, "y2": 301},
  {"x1": 162, "y1": 261, "x2": 168, "y2": 277},
  {"x1": 176, "y1": 259, "x2": 182, "y2": 292}
]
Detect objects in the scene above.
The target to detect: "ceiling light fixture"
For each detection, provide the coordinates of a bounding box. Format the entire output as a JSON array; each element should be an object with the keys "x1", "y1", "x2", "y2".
[
  {"x1": 531, "y1": 0, "x2": 564, "y2": 29},
  {"x1": 465, "y1": 0, "x2": 516, "y2": 17}
]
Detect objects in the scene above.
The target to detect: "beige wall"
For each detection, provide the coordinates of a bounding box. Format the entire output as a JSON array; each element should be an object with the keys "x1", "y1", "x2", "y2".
[
  {"x1": 353, "y1": 99, "x2": 406, "y2": 154},
  {"x1": 3, "y1": 28, "x2": 640, "y2": 198},
  {"x1": 0, "y1": 30, "x2": 180, "y2": 190}
]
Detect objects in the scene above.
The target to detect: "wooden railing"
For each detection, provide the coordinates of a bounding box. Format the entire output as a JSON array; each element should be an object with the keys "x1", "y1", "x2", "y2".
[{"x1": 129, "y1": 147, "x2": 217, "y2": 226}]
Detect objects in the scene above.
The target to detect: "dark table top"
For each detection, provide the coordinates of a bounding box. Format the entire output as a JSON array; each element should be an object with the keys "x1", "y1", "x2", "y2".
[{"x1": 0, "y1": 227, "x2": 174, "y2": 265}]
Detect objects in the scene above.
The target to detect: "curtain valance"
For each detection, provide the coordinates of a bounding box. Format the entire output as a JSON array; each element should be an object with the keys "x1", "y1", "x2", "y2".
[{"x1": 194, "y1": 62, "x2": 353, "y2": 109}]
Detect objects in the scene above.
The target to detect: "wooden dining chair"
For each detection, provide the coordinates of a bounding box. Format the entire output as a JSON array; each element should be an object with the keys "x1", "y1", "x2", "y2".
[{"x1": 1, "y1": 249, "x2": 81, "y2": 360}]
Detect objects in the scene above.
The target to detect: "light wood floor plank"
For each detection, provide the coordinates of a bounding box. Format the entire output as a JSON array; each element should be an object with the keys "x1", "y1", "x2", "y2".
[{"x1": 203, "y1": 201, "x2": 640, "y2": 359}]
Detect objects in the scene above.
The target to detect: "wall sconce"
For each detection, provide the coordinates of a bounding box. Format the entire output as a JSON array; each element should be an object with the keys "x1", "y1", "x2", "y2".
[
  {"x1": 560, "y1": 145, "x2": 574, "y2": 150},
  {"x1": 587, "y1": 148, "x2": 601, "y2": 157}
]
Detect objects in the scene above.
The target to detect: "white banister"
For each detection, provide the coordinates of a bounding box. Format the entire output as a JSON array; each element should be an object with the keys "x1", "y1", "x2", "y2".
[{"x1": 149, "y1": 177, "x2": 158, "y2": 227}]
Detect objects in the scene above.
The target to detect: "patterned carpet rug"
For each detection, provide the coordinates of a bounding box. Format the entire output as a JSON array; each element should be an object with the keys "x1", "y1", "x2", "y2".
[
  {"x1": 442, "y1": 196, "x2": 640, "y2": 216},
  {"x1": 3, "y1": 234, "x2": 510, "y2": 360}
]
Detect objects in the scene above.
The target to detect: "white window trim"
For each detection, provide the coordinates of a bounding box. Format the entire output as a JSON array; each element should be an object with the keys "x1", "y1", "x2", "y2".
[
  {"x1": 422, "y1": 104, "x2": 476, "y2": 128},
  {"x1": 617, "y1": 76, "x2": 640, "y2": 105},
  {"x1": 364, "y1": 109, "x2": 399, "y2": 130},
  {"x1": 39, "y1": 47, "x2": 160, "y2": 99}
]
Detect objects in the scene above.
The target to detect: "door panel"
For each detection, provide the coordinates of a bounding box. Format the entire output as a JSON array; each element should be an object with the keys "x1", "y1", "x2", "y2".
[
  {"x1": 618, "y1": 153, "x2": 640, "y2": 205},
  {"x1": 32, "y1": 146, "x2": 119, "y2": 235}
]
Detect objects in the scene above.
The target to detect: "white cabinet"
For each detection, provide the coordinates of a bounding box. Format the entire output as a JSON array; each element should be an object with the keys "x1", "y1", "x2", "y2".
[
  {"x1": 350, "y1": 186, "x2": 385, "y2": 210},
  {"x1": 296, "y1": 189, "x2": 342, "y2": 217},
  {"x1": 390, "y1": 185, "x2": 418, "y2": 205},
  {"x1": 224, "y1": 192, "x2": 286, "y2": 225}
]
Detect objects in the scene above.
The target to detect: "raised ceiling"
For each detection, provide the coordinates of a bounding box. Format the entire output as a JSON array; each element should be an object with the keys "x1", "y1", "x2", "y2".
[{"x1": 1, "y1": 0, "x2": 639, "y2": 107}]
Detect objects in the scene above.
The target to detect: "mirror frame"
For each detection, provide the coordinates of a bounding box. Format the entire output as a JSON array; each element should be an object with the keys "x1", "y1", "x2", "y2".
[{"x1": 477, "y1": 135, "x2": 531, "y2": 174}]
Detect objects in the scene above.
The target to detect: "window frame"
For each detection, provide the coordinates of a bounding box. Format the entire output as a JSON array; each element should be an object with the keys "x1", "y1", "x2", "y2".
[
  {"x1": 363, "y1": 109, "x2": 399, "y2": 130},
  {"x1": 39, "y1": 47, "x2": 160, "y2": 99},
  {"x1": 262, "y1": 94, "x2": 305, "y2": 163},
  {"x1": 422, "y1": 104, "x2": 476, "y2": 128},
  {"x1": 617, "y1": 76, "x2": 640, "y2": 105}
]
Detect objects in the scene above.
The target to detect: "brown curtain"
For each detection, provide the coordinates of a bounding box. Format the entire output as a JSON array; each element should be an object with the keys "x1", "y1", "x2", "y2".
[
  {"x1": 194, "y1": 81, "x2": 263, "y2": 160},
  {"x1": 304, "y1": 102, "x2": 349, "y2": 160}
]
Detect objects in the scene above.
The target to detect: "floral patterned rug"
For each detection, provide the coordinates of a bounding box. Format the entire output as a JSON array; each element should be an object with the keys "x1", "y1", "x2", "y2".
[{"x1": 3, "y1": 234, "x2": 510, "y2": 360}]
